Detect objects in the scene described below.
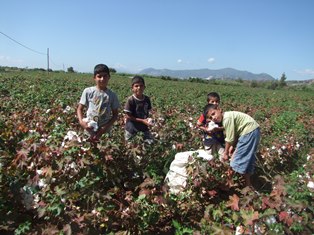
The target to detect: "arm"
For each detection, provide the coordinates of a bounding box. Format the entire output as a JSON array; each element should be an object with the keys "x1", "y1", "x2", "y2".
[
  {"x1": 196, "y1": 119, "x2": 206, "y2": 130},
  {"x1": 196, "y1": 119, "x2": 223, "y2": 134},
  {"x1": 223, "y1": 141, "x2": 233, "y2": 161},
  {"x1": 125, "y1": 112, "x2": 153, "y2": 127},
  {"x1": 196, "y1": 114, "x2": 207, "y2": 132}
]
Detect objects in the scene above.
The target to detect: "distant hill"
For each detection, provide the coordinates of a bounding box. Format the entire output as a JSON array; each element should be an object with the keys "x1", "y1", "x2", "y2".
[{"x1": 139, "y1": 67, "x2": 275, "y2": 81}]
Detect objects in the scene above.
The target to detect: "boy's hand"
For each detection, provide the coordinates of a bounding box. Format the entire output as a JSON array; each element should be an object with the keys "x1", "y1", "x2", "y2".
[
  {"x1": 229, "y1": 147, "x2": 236, "y2": 161},
  {"x1": 222, "y1": 153, "x2": 229, "y2": 162},
  {"x1": 80, "y1": 120, "x2": 91, "y2": 130},
  {"x1": 228, "y1": 146, "x2": 234, "y2": 155},
  {"x1": 205, "y1": 128, "x2": 217, "y2": 135},
  {"x1": 209, "y1": 127, "x2": 217, "y2": 133},
  {"x1": 143, "y1": 118, "x2": 154, "y2": 127}
]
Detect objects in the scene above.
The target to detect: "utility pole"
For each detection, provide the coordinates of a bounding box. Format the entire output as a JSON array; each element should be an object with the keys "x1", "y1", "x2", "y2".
[{"x1": 47, "y1": 48, "x2": 49, "y2": 74}]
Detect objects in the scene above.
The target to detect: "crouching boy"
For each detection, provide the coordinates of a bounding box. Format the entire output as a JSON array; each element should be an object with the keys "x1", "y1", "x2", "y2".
[{"x1": 204, "y1": 104, "x2": 261, "y2": 187}]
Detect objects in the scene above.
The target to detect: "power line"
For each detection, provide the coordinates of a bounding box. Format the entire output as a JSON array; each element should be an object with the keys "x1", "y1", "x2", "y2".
[
  {"x1": 0, "y1": 31, "x2": 46, "y2": 56},
  {"x1": 1, "y1": 31, "x2": 66, "y2": 71}
]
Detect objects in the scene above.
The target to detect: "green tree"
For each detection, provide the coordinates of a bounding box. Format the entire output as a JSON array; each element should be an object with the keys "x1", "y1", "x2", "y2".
[
  {"x1": 279, "y1": 72, "x2": 287, "y2": 87},
  {"x1": 267, "y1": 81, "x2": 278, "y2": 90},
  {"x1": 67, "y1": 67, "x2": 75, "y2": 73},
  {"x1": 250, "y1": 80, "x2": 258, "y2": 88},
  {"x1": 109, "y1": 67, "x2": 117, "y2": 73}
]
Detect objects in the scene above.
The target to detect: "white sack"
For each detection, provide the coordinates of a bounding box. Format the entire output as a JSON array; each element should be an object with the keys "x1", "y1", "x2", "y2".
[{"x1": 165, "y1": 150, "x2": 214, "y2": 194}]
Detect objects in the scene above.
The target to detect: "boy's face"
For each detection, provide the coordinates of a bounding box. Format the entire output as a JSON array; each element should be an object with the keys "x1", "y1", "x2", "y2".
[
  {"x1": 94, "y1": 72, "x2": 110, "y2": 90},
  {"x1": 206, "y1": 108, "x2": 223, "y2": 123},
  {"x1": 208, "y1": 96, "x2": 220, "y2": 105},
  {"x1": 132, "y1": 82, "x2": 145, "y2": 97}
]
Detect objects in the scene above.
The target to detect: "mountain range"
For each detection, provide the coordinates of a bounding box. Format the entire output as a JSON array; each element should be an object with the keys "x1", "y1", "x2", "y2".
[{"x1": 139, "y1": 67, "x2": 275, "y2": 81}]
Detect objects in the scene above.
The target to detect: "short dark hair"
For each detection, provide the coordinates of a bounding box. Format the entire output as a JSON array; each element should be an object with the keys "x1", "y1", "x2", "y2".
[
  {"x1": 207, "y1": 92, "x2": 220, "y2": 102},
  {"x1": 131, "y1": 75, "x2": 145, "y2": 86},
  {"x1": 203, "y1": 103, "x2": 218, "y2": 117},
  {"x1": 94, "y1": 64, "x2": 110, "y2": 76}
]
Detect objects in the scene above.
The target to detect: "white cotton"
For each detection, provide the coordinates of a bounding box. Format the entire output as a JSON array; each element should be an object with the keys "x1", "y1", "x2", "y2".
[
  {"x1": 40, "y1": 138, "x2": 47, "y2": 143},
  {"x1": 88, "y1": 120, "x2": 98, "y2": 131},
  {"x1": 207, "y1": 121, "x2": 218, "y2": 131},
  {"x1": 307, "y1": 181, "x2": 314, "y2": 189},
  {"x1": 64, "y1": 131, "x2": 79, "y2": 141},
  {"x1": 235, "y1": 226, "x2": 243, "y2": 235},
  {"x1": 265, "y1": 215, "x2": 276, "y2": 225},
  {"x1": 147, "y1": 118, "x2": 155, "y2": 126},
  {"x1": 158, "y1": 117, "x2": 165, "y2": 122},
  {"x1": 38, "y1": 179, "x2": 47, "y2": 188},
  {"x1": 63, "y1": 106, "x2": 72, "y2": 113},
  {"x1": 83, "y1": 117, "x2": 98, "y2": 131},
  {"x1": 70, "y1": 162, "x2": 77, "y2": 169}
]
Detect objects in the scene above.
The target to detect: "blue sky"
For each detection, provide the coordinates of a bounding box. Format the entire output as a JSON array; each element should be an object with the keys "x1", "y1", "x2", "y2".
[{"x1": 1, "y1": 0, "x2": 313, "y2": 80}]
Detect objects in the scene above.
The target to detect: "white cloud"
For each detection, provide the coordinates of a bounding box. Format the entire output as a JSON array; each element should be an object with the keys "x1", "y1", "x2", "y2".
[
  {"x1": 177, "y1": 59, "x2": 182, "y2": 63},
  {"x1": 0, "y1": 55, "x2": 22, "y2": 63},
  {"x1": 207, "y1": 58, "x2": 215, "y2": 64},
  {"x1": 113, "y1": 63, "x2": 142, "y2": 73},
  {"x1": 295, "y1": 69, "x2": 314, "y2": 75},
  {"x1": 114, "y1": 63, "x2": 127, "y2": 69}
]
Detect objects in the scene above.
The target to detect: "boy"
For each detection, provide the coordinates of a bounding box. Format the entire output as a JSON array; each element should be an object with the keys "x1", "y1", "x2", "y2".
[
  {"x1": 77, "y1": 64, "x2": 120, "y2": 142},
  {"x1": 196, "y1": 92, "x2": 225, "y2": 159},
  {"x1": 204, "y1": 104, "x2": 260, "y2": 187},
  {"x1": 124, "y1": 75, "x2": 154, "y2": 144}
]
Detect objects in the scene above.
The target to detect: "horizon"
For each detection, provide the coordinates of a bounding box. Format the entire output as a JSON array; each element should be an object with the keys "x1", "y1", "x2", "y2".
[
  {"x1": 3, "y1": 65, "x2": 314, "y2": 82},
  {"x1": 1, "y1": 0, "x2": 314, "y2": 81}
]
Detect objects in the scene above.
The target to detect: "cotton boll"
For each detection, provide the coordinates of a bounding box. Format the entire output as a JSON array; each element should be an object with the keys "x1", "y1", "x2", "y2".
[
  {"x1": 38, "y1": 179, "x2": 47, "y2": 188},
  {"x1": 265, "y1": 215, "x2": 276, "y2": 225},
  {"x1": 307, "y1": 181, "x2": 314, "y2": 190},
  {"x1": 63, "y1": 106, "x2": 72, "y2": 113},
  {"x1": 88, "y1": 120, "x2": 98, "y2": 131},
  {"x1": 207, "y1": 121, "x2": 218, "y2": 131},
  {"x1": 235, "y1": 226, "x2": 244, "y2": 235},
  {"x1": 147, "y1": 118, "x2": 155, "y2": 125}
]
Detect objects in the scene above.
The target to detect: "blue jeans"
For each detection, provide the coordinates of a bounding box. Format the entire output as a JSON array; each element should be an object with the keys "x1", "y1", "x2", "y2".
[{"x1": 230, "y1": 128, "x2": 260, "y2": 174}]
